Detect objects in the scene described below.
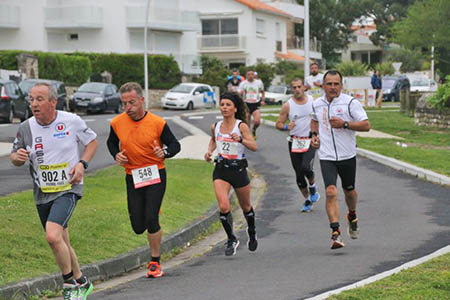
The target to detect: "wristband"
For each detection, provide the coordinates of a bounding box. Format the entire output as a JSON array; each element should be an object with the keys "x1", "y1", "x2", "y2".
[
  {"x1": 283, "y1": 124, "x2": 289, "y2": 131},
  {"x1": 309, "y1": 131, "x2": 318, "y2": 138}
]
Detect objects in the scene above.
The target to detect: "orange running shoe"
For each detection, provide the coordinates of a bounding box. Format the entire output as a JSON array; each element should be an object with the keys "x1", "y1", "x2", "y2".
[{"x1": 146, "y1": 261, "x2": 164, "y2": 278}]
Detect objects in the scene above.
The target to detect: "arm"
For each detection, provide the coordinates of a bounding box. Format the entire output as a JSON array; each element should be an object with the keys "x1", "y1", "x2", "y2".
[
  {"x1": 238, "y1": 122, "x2": 257, "y2": 152},
  {"x1": 160, "y1": 123, "x2": 181, "y2": 158},
  {"x1": 205, "y1": 124, "x2": 216, "y2": 162},
  {"x1": 310, "y1": 119, "x2": 320, "y2": 148},
  {"x1": 260, "y1": 89, "x2": 265, "y2": 105},
  {"x1": 275, "y1": 102, "x2": 294, "y2": 131},
  {"x1": 69, "y1": 138, "x2": 97, "y2": 184},
  {"x1": 106, "y1": 125, "x2": 121, "y2": 159},
  {"x1": 10, "y1": 149, "x2": 29, "y2": 167}
]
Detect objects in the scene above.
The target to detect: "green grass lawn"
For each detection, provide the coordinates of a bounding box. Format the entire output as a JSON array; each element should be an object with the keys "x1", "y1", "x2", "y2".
[
  {"x1": 327, "y1": 252, "x2": 450, "y2": 300},
  {"x1": 0, "y1": 159, "x2": 215, "y2": 286}
]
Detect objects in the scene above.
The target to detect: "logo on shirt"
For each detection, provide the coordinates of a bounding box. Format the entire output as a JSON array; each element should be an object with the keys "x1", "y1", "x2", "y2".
[{"x1": 53, "y1": 122, "x2": 70, "y2": 139}]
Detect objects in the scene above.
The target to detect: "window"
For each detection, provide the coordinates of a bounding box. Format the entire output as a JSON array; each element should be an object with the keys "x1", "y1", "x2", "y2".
[
  {"x1": 256, "y1": 18, "x2": 265, "y2": 35},
  {"x1": 106, "y1": 86, "x2": 114, "y2": 95},
  {"x1": 276, "y1": 22, "x2": 281, "y2": 37},
  {"x1": 68, "y1": 33, "x2": 79, "y2": 41},
  {"x1": 276, "y1": 41, "x2": 282, "y2": 51},
  {"x1": 202, "y1": 18, "x2": 238, "y2": 35}
]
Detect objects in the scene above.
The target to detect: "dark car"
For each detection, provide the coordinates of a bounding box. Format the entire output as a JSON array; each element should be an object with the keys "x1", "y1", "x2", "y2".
[
  {"x1": 19, "y1": 79, "x2": 68, "y2": 111},
  {"x1": 0, "y1": 79, "x2": 31, "y2": 123},
  {"x1": 70, "y1": 82, "x2": 121, "y2": 114},
  {"x1": 382, "y1": 76, "x2": 410, "y2": 102}
]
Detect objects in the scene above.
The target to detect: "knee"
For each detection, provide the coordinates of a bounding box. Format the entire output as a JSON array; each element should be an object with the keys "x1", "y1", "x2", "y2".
[
  {"x1": 46, "y1": 231, "x2": 62, "y2": 246},
  {"x1": 130, "y1": 221, "x2": 147, "y2": 235},
  {"x1": 218, "y1": 202, "x2": 230, "y2": 214},
  {"x1": 147, "y1": 217, "x2": 161, "y2": 234},
  {"x1": 325, "y1": 186, "x2": 338, "y2": 199}
]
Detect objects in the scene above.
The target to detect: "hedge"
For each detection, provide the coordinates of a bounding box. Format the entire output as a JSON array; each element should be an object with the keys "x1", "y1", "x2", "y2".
[{"x1": 0, "y1": 50, "x2": 181, "y2": 89}]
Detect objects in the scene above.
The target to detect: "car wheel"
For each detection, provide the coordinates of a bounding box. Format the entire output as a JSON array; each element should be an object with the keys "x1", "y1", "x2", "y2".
[
  {"x1": 187, "y1": 102, "x2": 194, "y2": 110},
  {"x1": 7, "y1": 108, "x2": 14, "y2": 123}
]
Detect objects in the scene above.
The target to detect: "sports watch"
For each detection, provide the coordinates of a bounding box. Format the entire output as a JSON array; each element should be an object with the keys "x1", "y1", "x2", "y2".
[{"x1": 79, "y1": 159, "x2": 89, "y2": 169}]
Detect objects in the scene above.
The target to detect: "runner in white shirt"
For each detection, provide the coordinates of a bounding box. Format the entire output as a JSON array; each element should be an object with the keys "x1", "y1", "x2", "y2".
[
  {"x1": 310, "y1": 70, "x2": 371, "y2": 250},
  {"x1": 304, "y1": 62, "x2": 324, "y2": 100},
  {"x1": 275, "y1": 78, "x2": 320, "y2": 213},
  {"x1": 10, "y1": 82, "x2": 97, "y2": 299},
  {"x1": 239, "y1": 70, "x2": 265, "y2": 138}
]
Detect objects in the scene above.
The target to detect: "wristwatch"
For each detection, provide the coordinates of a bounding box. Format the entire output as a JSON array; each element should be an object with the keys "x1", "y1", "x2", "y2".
[
  {"x1": 79, "y1": 159, "x2": 89, "y2": 170},
  {"x1": 343, "y1": 122, "x2": 349, "y2": 129}
]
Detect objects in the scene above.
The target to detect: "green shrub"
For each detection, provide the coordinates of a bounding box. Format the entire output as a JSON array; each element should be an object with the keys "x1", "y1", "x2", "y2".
[
  {"x1": 0, "y1": 50, "x2": 22, "y2": 70},
  {"x1": 240, "y1": 63, "x2": 275, "y2": 89},
  {"x1": 427, "y1": 75, "x2": 450, "y2": 110},
  {"x1": 336, "y1": 60, "x2": 368, "y2": 76},
  {"x1": 285, "y1": 69, "x2": 305, "y2": 85},
  {"x1": 275, "y1": 61, "x2": 299, "y2": 75},
  {"x1": 375, "y1": 61, "x2": 395, "y2": 76},
  {"x1": 194, "y1": 56, "x2": 229, "y2": 91},
  {"x1": 386, "y1": 48, "x2": 425, "y2": 73}
]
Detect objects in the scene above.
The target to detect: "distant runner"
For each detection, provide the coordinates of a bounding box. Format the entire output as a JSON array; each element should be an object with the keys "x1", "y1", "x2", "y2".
[
  {"x1": 304, "y1": 62, "x2": 324, "y2": 100},
  {"x1": 239, "y1": 70, "x2": 265, "y2": 138}
]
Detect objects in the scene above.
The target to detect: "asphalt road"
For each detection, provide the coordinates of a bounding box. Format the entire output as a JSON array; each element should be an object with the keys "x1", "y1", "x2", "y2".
[
  {"x1": 88, "y1": 112, "x2": 450, "y2": 300},
  {"x1": 0, "y1": 110, "x2": 191, "y2": 197}
]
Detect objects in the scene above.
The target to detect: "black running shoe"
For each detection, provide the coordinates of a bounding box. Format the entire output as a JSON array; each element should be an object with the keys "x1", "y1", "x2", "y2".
[
  {"x1": 225, "y1": 239, "x2": 240, "y2": 256},
  {"x1": 246, "y1": 227, "x2": 258, "y2": 252}
]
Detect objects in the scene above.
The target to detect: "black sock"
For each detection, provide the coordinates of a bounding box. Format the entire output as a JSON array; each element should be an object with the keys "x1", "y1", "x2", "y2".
[
  {"x1": 244, "y1": 207, "x2": 255, "y2": 230},
  {"x1": 330, "y1": 222, "x2": 340, "y2": 233},
  {"x1": 151, "y1": 256, "x2": 160, "y2": 264},
  {"x1": 62, "y1": 271, "x2": 74, "y2": 283},
  {"x1": 348, "y1": 210, "x2": 357, "y2": 220},
  {"x1": 220, "y1": 211, "x2": 236, "y2": 241},
  {"x1": 76, "y1": 275, "x2": 87, "y2": 285},
  {"x1": 308, "y1": 183, "x2": 317, "y2": 195}
]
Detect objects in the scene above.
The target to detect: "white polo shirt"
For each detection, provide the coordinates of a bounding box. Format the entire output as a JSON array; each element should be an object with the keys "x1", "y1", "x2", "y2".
[
  {"x1": 311, "y1": 93, "x2": 368, "y2": 161},
  {"x1": 239, "y1": 80, "x2": 264, "y2": 103},
  {"x1": 305, "y1": 73, "x2": 324, "y2": 99}
]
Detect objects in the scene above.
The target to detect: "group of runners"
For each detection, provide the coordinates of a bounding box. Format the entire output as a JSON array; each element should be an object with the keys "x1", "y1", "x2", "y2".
[{"x1": 9, "y1": 63, "x2": 370, "y2": 299}]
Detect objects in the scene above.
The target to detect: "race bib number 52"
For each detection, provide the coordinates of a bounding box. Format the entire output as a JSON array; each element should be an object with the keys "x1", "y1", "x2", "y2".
[
  {"x1": 38, "y1": 162, "x2": 71, "y2": 193},
  {"x1": 131, "y1": 165, "x2": 161, "y2": 189}
]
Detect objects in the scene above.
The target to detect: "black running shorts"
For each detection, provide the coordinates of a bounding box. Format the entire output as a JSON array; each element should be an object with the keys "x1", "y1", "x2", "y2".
[
  {"x1": 319, "y1": 157, "x2": 357, "y2": 190},
  {"x1": 246, "y1": 102, "x2": 261, "y2": 114},
  {"x1": 125, "y1": 168, "x2": 167, "y2": 234},
  {"x1": 36, "y1": 193, "x2": 79, "y2": 230},
  {"x1": 213, "y1": 165, "x2": 250, "y2": 189}
]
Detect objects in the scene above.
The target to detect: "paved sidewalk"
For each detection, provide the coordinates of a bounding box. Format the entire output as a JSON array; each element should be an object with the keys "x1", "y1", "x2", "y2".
[{"x1": 0, "y1": 142, "x2": 11, "y2": 157}]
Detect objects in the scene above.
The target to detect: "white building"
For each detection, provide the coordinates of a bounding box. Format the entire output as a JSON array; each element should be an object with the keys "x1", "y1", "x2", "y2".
[{"x1": 0, "y1": 0, "x2": 322, "y2": 74}]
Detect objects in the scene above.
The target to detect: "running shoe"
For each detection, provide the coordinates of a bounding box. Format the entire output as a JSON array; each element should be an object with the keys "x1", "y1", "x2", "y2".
[
  {"x1": 246, "y1": 227, "x2": 258, "y2": 252},
  {"x1": 301, "y1": 200, "x2": 312, "y2": 213},
  {"x1": 146, "y1": 261, "x2": 165, "y2": 278},
  {"x1": 62, "y1": 282, "x2": 79, "y2": 300},
  {"x1": 309, "y1": 191, "x2": 320, "y2": 203},
  {"x1": 77, "y1": 278, "x2": 93, "y2": 300},
  {"x1": 331, "y1": 230, "x2": 345, "y2": 249},
  {"x1": 347, "y1": 214, "x2": 360, "y2": 239},
  {"x1": 225, "y1": 239, "x2": 240, "y2": 256}
]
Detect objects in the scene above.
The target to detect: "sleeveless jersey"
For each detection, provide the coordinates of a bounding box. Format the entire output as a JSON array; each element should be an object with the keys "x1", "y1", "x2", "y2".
[
  {"x1": 288, "y1": 95, "x2": 314, "y2": 137},
  {"x1": 214, "y1": 120, "x2": 245, "y2": 160}
]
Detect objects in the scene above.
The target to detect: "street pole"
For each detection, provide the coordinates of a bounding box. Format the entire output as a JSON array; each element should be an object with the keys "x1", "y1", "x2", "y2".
[
  {"x1": 431, "y1": 45, "x2": 435, "y2": 81},
  {"x1": 304, "y1": 0, "x2": 310, "y2": 78},
  {"x1": 144, "y1": 0, "x2": 151, "y2": 109}
]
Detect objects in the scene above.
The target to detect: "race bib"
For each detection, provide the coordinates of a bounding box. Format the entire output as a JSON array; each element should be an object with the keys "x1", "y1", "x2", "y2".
[
  {"x1": 217, "y1": 136, "x2": 238, "y2": 159},
  {"x1": 38, "y1": 162, "x2": 71, "y2": 193},
  {"x1": 291, "y1": 137, "x2": 311, "y2": 153},
  {"x1": 131, "y1": 165, "x2": 161, "y2": 189},
  {"x1": 308, "y1": 87, "x2": 322, "y2": 99},
  {"x1": 245, "y1": 91, "x2": 258, "y2": 103}
]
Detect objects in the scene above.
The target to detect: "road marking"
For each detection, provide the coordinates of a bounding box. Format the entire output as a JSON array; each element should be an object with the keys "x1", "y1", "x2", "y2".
[
  {"x1": 163, "y1": 117, "x2": 175, "y2": 120},
  {"x1": 306, "y1": 244, "x2": 450, "y2": 300},
  {"x1": 188, "y1": 116, "x2": 204, "y2": 120},
  {"x1": 83, "y1": 119, "x2": 96, "y2": 122},
  {"x1": 170, "y1": 116, "x2": 208, "y2": 137},
  {"x1": 0, "y1": 124, "x2": 11, "y2": 127},
  {"x1": 216, "y1": 116, "x2": 223, "y2": 119},
  {"x1": 106, "y1": 118, "x2": 112, "y2": 122}
]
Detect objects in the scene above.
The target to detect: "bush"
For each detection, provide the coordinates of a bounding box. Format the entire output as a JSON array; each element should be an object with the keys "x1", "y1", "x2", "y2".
[
  {"x1": 375, "y1": 61, "x2": 395, "y2": 76},
  {"x1": 386, "y1": 48, "x2": 425, "y2": 73},
  {"x1": 194, "y1": 55, "x2": 229, "y2": 90},
  {"x1": 0, "y1": 50, "x2": 22, "y2": 70},
  {"x1": 274, "y1": 61, "x2": 299, "y2": 75},
  {"x1": 336, "y1": 60, "x2": 368, "y2": 76},
  {"x1": 285, "y1": 69, "x2": 305, "y2": 85},
  {"x1": 427, "y1": 75, "x2": 450, "y2": 110},
  {"x1": 240, "y1": 63, "x2": 275, "y2": 89}
]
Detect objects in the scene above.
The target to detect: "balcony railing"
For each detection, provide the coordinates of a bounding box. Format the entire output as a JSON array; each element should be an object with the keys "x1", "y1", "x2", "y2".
[
  {"x1": 44, "y1": 6, "x2": 103, "y2": 29},
  {"x1": 198, "y1": 35, "x2": 247, "y2": 51},
  {"x1": 0, "y1": 4, "x2": 20, "y2": 28},
  {"x1": 287, "y1": 37, "x2": 322, "y2": 53},
  {"x1": 126, "y1": 6, "x2": 200, "y2": 32}
]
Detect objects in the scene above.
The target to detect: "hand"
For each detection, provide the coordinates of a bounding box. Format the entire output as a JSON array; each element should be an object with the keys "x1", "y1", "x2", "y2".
[
  {"x1": 69, "y1": 162, "x2": 84, "y2": 184},
  {"x1": 204, "y1": 151, "x2": 212, "y2": 162},
  {"x1": 152, "y1": 140, "x2": 164, "y2": 159},
  {"x1": 329, "y1": 116, "x2": 345, "y2": 128},
  {"x1": 231, "y1": 133, "x2": 241, "y2": 142},
  {"x1": 311, "y1": 136, "x2": 320, "y2": 149},
  {"x1": 14, "y1": 148, "x2": 30, "y2": 163},
  {"x1": 115, "y1": 149, "x2": 128, "y2": 166},
  {"x1": 288, "y1": 120, "x2": 296, "y2": 131},
  {"x1": 304, "y1": 84, "x2": 311, "y2": 90},
  {"x1": 313, "y1": 81, "x2": 321, "y2": 87},
  {"x1": 261, "y1": 100, "x2": 266, "y2": 106}
]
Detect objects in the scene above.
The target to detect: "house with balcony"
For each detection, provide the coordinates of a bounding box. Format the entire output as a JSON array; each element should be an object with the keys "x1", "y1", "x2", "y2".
[{"x1": 341, "y1": 23, "x2": 385, "y2": 65}]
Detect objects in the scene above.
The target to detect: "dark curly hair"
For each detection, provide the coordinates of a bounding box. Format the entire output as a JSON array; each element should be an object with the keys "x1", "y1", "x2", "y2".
[{"x1": 219, "y1": 92, "x2": 249, "y2": 125}]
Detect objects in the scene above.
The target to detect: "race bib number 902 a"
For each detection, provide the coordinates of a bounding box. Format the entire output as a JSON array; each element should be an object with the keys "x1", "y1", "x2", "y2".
[{"x1": 38, "y1": 162, "x2": 71, "y2": 193}]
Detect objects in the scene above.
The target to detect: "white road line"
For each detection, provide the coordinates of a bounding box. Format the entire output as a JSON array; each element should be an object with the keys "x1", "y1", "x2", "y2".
[
  {"x1": 0, "y1": 124, "x2": 11, "y2": 127},
  {"x1": 83, "y1": 119, "x2": 96, "y2": 122},
  {"x1": 215, "y1": 116, "x2": 223, "y2": 119},
  {"x1": 188, "y1": 116, "x2": 204, "y2": 120},
  {"x1": 106, "y1": 118, "x2": 112, "y2": 122},
  {"x1": 306, "y1": 244, "x2": 450, "y2": 300},
  {"x1": 163, "y1": 117, "x2": 175, "y2": 120},
  {"x1": 170, "y1": 116, "x2": 208, "y2": 137}
]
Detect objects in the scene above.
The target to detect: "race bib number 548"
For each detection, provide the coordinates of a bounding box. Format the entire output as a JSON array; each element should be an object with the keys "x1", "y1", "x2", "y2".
[
  {"x1": 131, "y1": 165, "x2": 161, "y2": 189},
  {"x1": 38, "y1": 162, "x2": 71, "y2": 193}
]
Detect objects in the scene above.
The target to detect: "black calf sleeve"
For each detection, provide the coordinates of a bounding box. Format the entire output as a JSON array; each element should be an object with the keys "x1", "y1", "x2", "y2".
[
  {"x1": 220, "y1": 211, "x2": 236, "y2": 241},
  {"x1": 244, "y1": 207, "x2": 255, "y2": 229}
]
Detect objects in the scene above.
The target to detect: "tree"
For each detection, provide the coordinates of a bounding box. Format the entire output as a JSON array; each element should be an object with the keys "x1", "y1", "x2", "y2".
[
  {"x1": 194, "y1": 55, "x2": 229, "y2": 91},
  {"x1": 335, "y1": 61, "x2": 368, "y2": 76},
  {"x1": 295, "y1": 0, "x2": 365, "y2": 67},
  {"x1": 359, "y1": 0, "x2": 416, "y2": 47},
  {"x1": 385, "y1": 48, "x2": 425, "y2": 73},
  {"x1": 392, "y1": 0, "x2": 450, "y2": 76}
]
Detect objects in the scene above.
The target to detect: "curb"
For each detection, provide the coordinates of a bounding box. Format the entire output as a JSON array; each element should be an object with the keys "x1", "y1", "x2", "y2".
[
  {"x1": 0, "y1": 206, "x2": 219, "y2": 300},
  {"x1": 261, "y1": 118, "x2": 450, "y2": 186}
]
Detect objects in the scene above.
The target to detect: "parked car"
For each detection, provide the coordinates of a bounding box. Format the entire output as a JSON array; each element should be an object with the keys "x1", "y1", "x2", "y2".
[
  {"x1": 70, "y1": 82, "x2": 121, "y2": 113},
  {"x1": 161, "y1": 83, "x2": 214, "y2": 110},
  {"x1": 265, "y1": 85, "x2": 292, "y2": 105},
  {"x1": 19, "y1": 79, "x2": 68, "y2": 111},
  {"x1": 410, "y1": 78, "x2": 438, "y2": 93},
  {"x1": 0, "y1": 79, "x2": 30, "y2": 123},
  {"x1": 382, "y1": 76, "x2": 410, "y2": 102}
]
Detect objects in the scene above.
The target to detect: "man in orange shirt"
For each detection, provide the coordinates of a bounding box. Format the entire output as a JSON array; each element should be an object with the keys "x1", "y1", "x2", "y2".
[{"x1": 107, "y1": 82, "x2": 180, "y2": 278}]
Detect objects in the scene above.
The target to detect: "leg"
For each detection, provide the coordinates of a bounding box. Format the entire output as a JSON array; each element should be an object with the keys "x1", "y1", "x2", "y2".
[
  {"x1": 234, "y1": 184, "x2": 251, "y2": 212},
  {"x1": 338, "y1": 157, "x2": 359, "y2": 239},
  {"x1": 62, "y1": 228, "x2": 82, "y2": 280},
  {"x1": 344, "y1": 189, "x2": 358, "y2": 211},
  {"x1": 126, "y1": 175, "x2": 148, "y2": 235},
  {"x1": 46, "y1": 222, "x2": 72, "y2": 274},
  {"x1": 252, "y1": 109, "x2": 261, "y2": 135},
  {"x1": 148, "y1": 230, "x2": 162, "y2": 258},
  {"x1": 325, "y1": 185, "x2": 339, "y2": 223},
  {"x1": 288, "y1": 143, "x2": 310, "y2": 200}
]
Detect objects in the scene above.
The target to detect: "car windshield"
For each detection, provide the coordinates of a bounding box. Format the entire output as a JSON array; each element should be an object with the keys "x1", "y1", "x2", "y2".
[
  {"x1": 170, "y1": 84, "x2": 195, "y2": 94},
  {"x1": 268, "y1": 86, "x2": 286, "y2": 94},
  {"x1": 19, "y1": 81, "x2": 40, "y2": 94},
  {"x1": 78, "y1": 83, "x2": 106, "y2": 94},
  {"x1": 382, "y1": 78, "x2": 396, "y2": 89},
  {"x1": 411, "y1": 80, "x2": 429, "y2": 87}
]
